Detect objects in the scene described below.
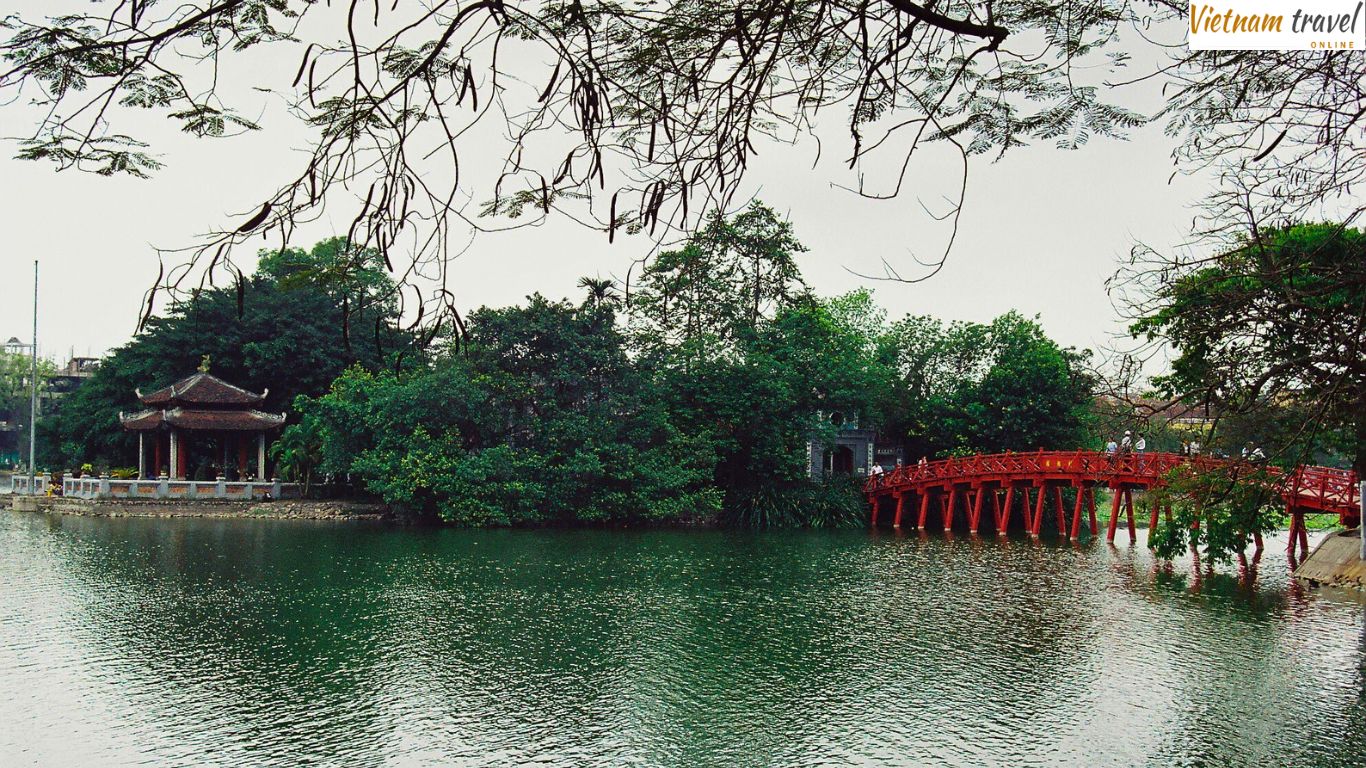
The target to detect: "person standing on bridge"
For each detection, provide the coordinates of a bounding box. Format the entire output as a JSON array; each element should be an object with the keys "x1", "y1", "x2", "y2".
[
  {"x1": 1120, "y1": 431, "x2": 1133, "y2": 454},
  {"x1": 1135, "y1": 433, "x2": 1147, "y2": 470}
]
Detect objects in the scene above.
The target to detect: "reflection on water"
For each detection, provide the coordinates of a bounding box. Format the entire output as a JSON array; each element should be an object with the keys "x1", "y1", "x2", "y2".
[{"x1": 0, "y1": 513, "x2": 1363, "y2": 767}]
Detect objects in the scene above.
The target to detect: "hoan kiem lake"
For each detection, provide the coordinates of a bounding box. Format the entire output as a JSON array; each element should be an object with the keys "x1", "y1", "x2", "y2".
[{"x1": 1, "y1": 513, "x2": 1364, "y2": 767}]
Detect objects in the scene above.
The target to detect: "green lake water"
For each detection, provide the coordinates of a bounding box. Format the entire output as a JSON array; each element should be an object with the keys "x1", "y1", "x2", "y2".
[{"x1": 1, "y1": 512, "x2": 1364, "y2": 767}]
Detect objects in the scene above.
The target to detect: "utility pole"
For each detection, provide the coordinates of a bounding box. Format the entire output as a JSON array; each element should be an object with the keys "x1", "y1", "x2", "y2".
[{"x1": 28, "y1": 260, "x2": 37, "y2": 494}]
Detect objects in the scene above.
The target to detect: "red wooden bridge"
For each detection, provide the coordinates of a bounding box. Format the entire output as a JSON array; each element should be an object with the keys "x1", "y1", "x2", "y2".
[{"x1": 865, "y1": 451, "x2": 1360, "y2": 559}]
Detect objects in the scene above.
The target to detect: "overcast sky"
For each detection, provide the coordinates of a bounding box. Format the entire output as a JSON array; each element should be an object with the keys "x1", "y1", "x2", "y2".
[{"x1": 0, "y1": 5, "x2": 1209, "y2": 369}]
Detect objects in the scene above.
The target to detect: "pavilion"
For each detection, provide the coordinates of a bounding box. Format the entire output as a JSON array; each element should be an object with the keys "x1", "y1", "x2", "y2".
[{"x1": 120, "y1": 372, "x2": 286, "y2": 480}]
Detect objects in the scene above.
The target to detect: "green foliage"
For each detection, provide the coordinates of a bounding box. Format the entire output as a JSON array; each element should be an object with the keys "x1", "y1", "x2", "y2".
[
  {"x1": 629, "y1": 202, "x2": 806, "y2": 358},
  {"x1": 298, "y1": 298, "x2": 720, "y2": 524},
  {"x1": 1131, "y1": 224, "x2": 1365, "y2": 472},
  {"x1": 723, "y1": 476, "x2": 868, "y2": 529},
  {"x1": 878, "y1": 311, "x2": 1094, "y2": 459},
  {"x1": 292, "y1": 205, "x2": 1093, "y2": 527},
  {"x1": 0, "y1": 349, "x2": 56, "y2": 417},
  {"x1": 1148, "y1": 464, "x2": 1281, "y2": 565},
  {"x1": 39, "y1": 239, "x2": 418, "y2": 468},
  {"x1": 630, "y1": 208, "x2": 891, "y2": 525}
]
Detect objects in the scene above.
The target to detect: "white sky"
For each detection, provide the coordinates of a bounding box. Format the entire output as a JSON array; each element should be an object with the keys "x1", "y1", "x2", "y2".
[{"x1": 0, "y1": 4, "x2": 1210, "y2": 367}]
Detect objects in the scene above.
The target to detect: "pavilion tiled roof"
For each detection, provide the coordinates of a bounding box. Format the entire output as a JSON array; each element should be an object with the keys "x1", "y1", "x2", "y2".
[
  {"x1": 137, "y1": 372, "x2": 267, "y2": 407},
  {"x1": 120, "y1": 407, "x2": 286, "y2": 432}
]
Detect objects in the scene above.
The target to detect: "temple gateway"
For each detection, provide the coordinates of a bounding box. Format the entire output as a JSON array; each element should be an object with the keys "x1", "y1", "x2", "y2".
[{"x1": 120, "y1": 372, "x2": 286, "y2": 480}]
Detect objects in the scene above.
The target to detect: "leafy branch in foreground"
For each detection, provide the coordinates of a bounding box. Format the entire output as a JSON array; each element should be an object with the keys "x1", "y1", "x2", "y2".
[
  {"x1": 1148, "y1": 464, "x2": 1280, "y2": 566},
  {"x1": 2, "y1": 0, "x2": 1160, "y2": 332}
]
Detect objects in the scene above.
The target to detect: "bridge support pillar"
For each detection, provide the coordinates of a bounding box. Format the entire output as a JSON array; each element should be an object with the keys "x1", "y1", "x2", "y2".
[
  {"x1": 893, "y1": 492, "x2": 906, "y2": 529},
  {"x1": 1031, "y1": 485, "x2": 1046, "y2": 537},
  {"x1": 1124, "y1": 489, "x2": 1137, "y2": 544},
  {"x1": 1069, "y1": 484, "x2": 1085, "y2": 540},
  {"x1": 970, "y1": 486, "x2": 985, "y2": 534},
  {"x1": 944, "y1": 488, "x2": 958, "y2": 532},
  {"x1": 1086, "y1": 487, "x2": 1098, "y2": 536},
  {"x1": 1286, "y1": 507, "x2": 1309, "y2": 562},
  {"x1": 870, "y1": 496, "x2": 880, "y2": 528},
  {"x1": 917, "y1": 492, "x2": 930, "y2": 530},
  {"x1": 999, "y1": 486, "x2": 1014, "y2": 536},
  {"x1": 1054, "y1": 486, "x2": 1066, "y2": 535},
  {"x1": 1107, "y1": 485, "x2": 1123, "y2": 543}
]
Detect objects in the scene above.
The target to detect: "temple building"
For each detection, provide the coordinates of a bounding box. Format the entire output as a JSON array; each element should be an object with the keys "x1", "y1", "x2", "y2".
[{"x1": 120, "y1": 372, "x2": 286, "y2": 480}]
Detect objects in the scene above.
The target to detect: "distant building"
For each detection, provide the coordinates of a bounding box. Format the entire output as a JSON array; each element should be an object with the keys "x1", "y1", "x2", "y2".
[
  {"x1": 807, "y1": 411, "x2": 903, "y2": 479},
  {"x1": 1095, "y1": 395, "x2": 1217, "y2": 432},
  {"x1": 3, "y1": 337, "x2": 24, "y2": 356},
  {"x1": 48, "y1": 357, "x2": 99, "y2": 399}
]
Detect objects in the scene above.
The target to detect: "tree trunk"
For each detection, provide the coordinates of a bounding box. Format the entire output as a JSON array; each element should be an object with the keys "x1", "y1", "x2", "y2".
[{"x1": 1353, "y1": 401, "x2": 1364, "y2": 477}]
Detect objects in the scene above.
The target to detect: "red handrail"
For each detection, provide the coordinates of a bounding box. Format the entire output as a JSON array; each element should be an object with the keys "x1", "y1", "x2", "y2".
[{"x1": 866, "y1": 450, "x2": 1359, "y2": 523}]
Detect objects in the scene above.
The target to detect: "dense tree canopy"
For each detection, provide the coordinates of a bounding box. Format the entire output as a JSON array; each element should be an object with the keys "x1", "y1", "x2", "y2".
[
  {"x1": 297, "y1": 295, "x2": 720, "y2": 525},
  {"x1": 40, "y1": 238, "x2": 419, "y2": 469},
  {"x1": 1129, "y1": 224, "x2": 1365, "y2": 473},
  {"x1": 286, "y1": 206, "x2": 1095, "y2": 526},
  {"x1": 877, "y1": 311, "x2": 1095, "y2": 459}
]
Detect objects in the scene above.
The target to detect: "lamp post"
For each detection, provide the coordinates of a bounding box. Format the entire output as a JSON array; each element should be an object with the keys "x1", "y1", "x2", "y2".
[{"x1": 28, "y1": 260, "x2": 37, "y2": 495}]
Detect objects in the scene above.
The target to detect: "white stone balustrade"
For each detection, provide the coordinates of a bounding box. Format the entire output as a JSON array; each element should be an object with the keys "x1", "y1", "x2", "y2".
[{"x1": 10, "y1": 474, "x2": 301, "y2": 501}]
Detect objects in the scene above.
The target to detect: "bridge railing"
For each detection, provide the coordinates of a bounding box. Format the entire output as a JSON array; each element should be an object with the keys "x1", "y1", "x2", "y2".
[{"x1": 867, "y1": 450, "x2": 1359, "y2": 519}]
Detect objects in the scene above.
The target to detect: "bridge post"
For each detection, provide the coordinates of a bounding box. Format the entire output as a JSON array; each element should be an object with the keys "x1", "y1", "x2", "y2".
[
  {"x1": 1086, "y1": 488, "x2": 1098, "y2": 536},
  {"x1": 999, "y1": 486, "x2": 1015, "y2": 536},
  {"x1": 1053, "y1": 486, "x2": 1066, "y2": 535},
  {"x1": 893, "y1": 492, "x2": 905, "y2": 529},
  {"x1": 1148, "y1": 496, "x2": 1161, "y2": 547},
  {"x1": 1031, "y1": 484, "x2": 1046, "y2": 537},
  {"x1": 917, "y1": 492, "x2": 930, "y2": 530},
  {"x1": 1286, "y1": 506, "x2": 1298, "y2": 559},
  {"x1": 1124, "y1": 489, "x2": 1137, "y2": 544},
  {"x1": 970, "y1": 486, "x2": 985, "y2": 534},
  {"x1": 1069, "y1": 484, "x2": 1084, "y2": 540},
  {"x1": 870, "y1": 496, "x2": 880, "y2": 528},
  {"x1": 1106, "y1": 484, "x2": 1122, "y2": 543},
  {"x1": 944, "y1": 487, "x2": 958, "y2": 531},
  {"x1": 1005, "y1": 483, "x2": 1016, "y2": 532}
]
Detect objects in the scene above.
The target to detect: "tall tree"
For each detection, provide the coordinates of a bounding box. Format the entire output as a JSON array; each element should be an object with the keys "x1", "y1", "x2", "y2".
[
  {"x1": 879, "y1": 312, "x2": 1094, "y2": 458},
  {"x1": 1128, "y1": 223, "x2": 1366, "y2": 473},
  {"x1": 40, "y1": 239, "x2": 418, "y2": 468},
  {"x1": 629, "y1": 202, "x2": 805, "y2": 358},
  {"x1": 299, "y1": 295, "x2": 719, "y2": 524}
]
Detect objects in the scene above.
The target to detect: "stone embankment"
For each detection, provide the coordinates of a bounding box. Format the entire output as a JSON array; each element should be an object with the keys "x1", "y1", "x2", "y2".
[
  {"x1": 10, "y1": 496, "x2": 390, "y2": 521},
  {"x1": 1295, "y1": 529, "x2": 1366, "y2": 592}
]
